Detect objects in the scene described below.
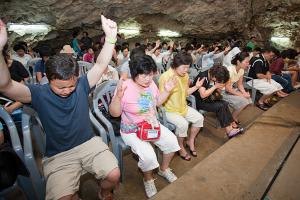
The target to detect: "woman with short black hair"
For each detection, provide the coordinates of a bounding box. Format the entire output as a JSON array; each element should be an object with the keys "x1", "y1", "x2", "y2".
[
  {"x1": 110, "y1": 55, "x2": 180, "y2": 198},
  {"x1": 192, "y1": 65, "x2": 244, "y2": 138}
]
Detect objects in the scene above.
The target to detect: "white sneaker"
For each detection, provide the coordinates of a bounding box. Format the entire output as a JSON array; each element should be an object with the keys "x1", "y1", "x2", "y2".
[
  {"x1": 143, "y1": 179, "x2": 157, "y2": 198},
  {"x1": 158, "y1": 168, "x2": 178, "y2": 183}
]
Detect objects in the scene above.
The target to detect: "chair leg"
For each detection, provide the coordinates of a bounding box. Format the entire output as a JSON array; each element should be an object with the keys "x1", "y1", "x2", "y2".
[
  {"x1": 17, "y1": 176, "x2": 37, "y2": 200},
  {"x1": 252, "y1": 89, "x2": 257, "y2": 103},
  {"x1": 118, "y1": 147, "x2": 125, "y2": 183},
  {"x1": 155, "y1": 146, "x2": 161, "y2": 163}
]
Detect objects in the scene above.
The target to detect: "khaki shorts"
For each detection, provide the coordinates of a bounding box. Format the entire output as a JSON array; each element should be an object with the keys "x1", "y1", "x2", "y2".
[{"x1": 42, "y1": 136, "x2": 118, "y2": 200}]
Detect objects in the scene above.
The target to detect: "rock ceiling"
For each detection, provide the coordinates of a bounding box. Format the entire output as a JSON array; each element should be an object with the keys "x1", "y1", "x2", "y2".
[{"x1": 1, "y1": 0, "x2": 300, "y2": 48}]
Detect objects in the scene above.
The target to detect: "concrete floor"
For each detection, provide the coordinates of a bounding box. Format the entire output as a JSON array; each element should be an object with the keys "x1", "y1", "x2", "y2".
[{"x1": 79, "y1": 105, "x2": 263, "y2": 200}]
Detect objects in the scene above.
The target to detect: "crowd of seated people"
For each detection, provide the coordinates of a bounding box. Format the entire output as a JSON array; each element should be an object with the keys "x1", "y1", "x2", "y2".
[{"x1": 1, "y1": 16, "x2": 300, "y2": 200}]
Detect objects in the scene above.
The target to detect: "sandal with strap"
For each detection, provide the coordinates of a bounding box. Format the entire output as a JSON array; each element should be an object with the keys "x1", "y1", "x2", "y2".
[
  {"x1": 185, "y1": 143, "x2": 197, "y2": 157},
  {"x1": 176, "y1": 151, "x2": 191, "y2": 161}
]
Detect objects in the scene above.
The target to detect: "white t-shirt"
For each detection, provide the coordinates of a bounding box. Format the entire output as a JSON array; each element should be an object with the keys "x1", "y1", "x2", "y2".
[{"x1": 12, "y1": 54, "x2": 32, "y2": 69}]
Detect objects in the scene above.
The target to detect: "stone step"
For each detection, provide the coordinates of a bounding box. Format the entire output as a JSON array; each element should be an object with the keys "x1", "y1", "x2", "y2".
[
  {"x1": 266, "y1": 134, "x2": 300, "y2": 200},
  {"x1": 152, "y1": 91, "x2": 300, "y2": 200}
]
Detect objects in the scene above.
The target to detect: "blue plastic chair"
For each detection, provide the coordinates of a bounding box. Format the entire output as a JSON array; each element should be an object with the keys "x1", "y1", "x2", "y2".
[
  {"x1": 21, "y1": 106, "x2": 108, "y2": 199},
  {"x1": 0, "y1": 105, "x2": 35, "y2": 200},
  {"x1": 92, "y1": 80, "x2": 129, "y2": 182},
  {"x1": 78, "y1": 61, "x2": 93, "y2": 76}
]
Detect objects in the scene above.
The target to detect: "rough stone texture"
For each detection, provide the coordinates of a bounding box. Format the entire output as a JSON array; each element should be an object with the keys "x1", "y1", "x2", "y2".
[
  {"x1": 152, "y1": 91, "x2": 300, "y2": 200},
  {"x1": 1, "y1": 0, "x2": 299, "y2": 48}
]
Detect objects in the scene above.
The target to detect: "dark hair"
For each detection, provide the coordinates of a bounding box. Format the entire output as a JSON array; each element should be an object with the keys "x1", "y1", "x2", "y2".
[
  {"x1": 135, "y1": 42, "x2": 141, "y2": 48},
  {"x1": 122, "y1": 42, "x2": 129, "y2": 47},
  {"x1": 39, "y1": 46, "x2": 52, "y2": 58},
  {"x1": 243, "y1": 46, "x2": 252, "y2": 53},
  {"x1": 209, "y1": 65, "x2": 230, "y2": 83},
  {"x1": 184, "y1": 43, "x2": 194, "y2": 52},
  {"x1": 171, "y1": 52, "x2": 192, "y2": 69},
  {"x1": 121, "y1": 46, "x2": 129, "y2": 52},
  {"x1": 287, "y1": 48, "x2": 298, "y2": 59},
  {"x1": 13, "y1": 44, "x2": 26, "y2": 52},
  {"x1": 231, "y1": 52, "x2": 250, "y2": 65},
  {"x1": 253, "y1": 47, "x2": 262, "y2": 52},
  {"x1": 162, "y1": 41, "x2": 168, "y2": 46},
  {"x1": 129, "y1": 55, "x2": 157, "y2": 80},
  {"x1": 72, "y1": 29, "x2": 80, "y2": 38},
  {"x1": 232, "y1": 40, "x2": 242, "y2": 48},
  {"x1": 273, "y1": 48, "x2": 281, "y2": 57},
  {"x1": 281, "y1": 49, "x2": 294, "y2": 59},
  {"x1": 262, "y1": 46, "x2": 277, "y2": 53},
  {"x1": 146, "y1": 43, "x2": 152, "y2": 48},
  {"x1": 83, "y1": 31, "x2": 88, "y2": 36},
  {"x1": 130, "y1": 46, "x2": 146, "y2": 61},
  {"x1": 45, "y1": 54, "x2": 79, "y2": 81}
]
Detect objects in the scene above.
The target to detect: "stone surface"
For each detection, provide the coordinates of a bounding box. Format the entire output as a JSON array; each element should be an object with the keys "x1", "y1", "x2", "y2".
[
  {"x1": 1, "y1": 0, "x2": 300, "y2": 48},
  {"x1": 267, "y1": 138, "x2": 300, "y2": 200},
  {"x1": 152, "y1": 90, "x2": 300, "y2": 200}
]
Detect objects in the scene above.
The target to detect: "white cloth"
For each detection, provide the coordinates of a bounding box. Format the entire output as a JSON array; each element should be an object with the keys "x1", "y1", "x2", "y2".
[
  {"x1": 201, "y1": 52, "x2": 214, "y2": 68},
  {"x1": 223, "y1": 47, "x2": 241, "y2": 67},
  {"x1": 12, "y1": 54, "x2": 32, "y2": 69},
  {"x1": 247, "y1": 79, "x2": 283, "y2": 95},
  {"x1": 120, "y1": 123, "x2": 180, "y2": 172}
]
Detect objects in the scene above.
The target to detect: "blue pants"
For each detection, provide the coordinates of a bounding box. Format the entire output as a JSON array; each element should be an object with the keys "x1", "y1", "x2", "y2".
[{"x1": 272, "y1": 74, "x2": 293, "y2": 93}]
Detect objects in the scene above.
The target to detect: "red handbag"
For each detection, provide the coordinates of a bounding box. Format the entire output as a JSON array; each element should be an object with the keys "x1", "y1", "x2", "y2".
[{"x1": 136, "y1": 120, "x2": 161, "y2": 141}]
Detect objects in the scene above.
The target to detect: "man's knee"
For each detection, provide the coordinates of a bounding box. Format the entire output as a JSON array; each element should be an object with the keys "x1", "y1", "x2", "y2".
[{"x1": 105, "y1": 168, "x2": 120, "y2": 183}]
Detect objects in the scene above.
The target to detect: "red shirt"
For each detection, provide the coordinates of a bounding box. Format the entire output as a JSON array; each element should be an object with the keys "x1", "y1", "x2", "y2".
[
  {"x1": 83, "y1": 53, "x2": 94, "y2": 63},
  {"x1": 269, "y1": 57, "x2": 284, "y2": 75}
]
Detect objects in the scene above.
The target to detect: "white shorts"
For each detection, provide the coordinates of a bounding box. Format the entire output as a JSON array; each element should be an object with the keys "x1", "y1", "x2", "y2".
[
  {"x1": 247, "y1": 79, "x2": 283, "y2": 95},
  {"x1": 120, "y1": 123, "x2": 180, "y2": 172},
  {"x1": 165, "y1": 106, "x2": 204, "y2": 137}
]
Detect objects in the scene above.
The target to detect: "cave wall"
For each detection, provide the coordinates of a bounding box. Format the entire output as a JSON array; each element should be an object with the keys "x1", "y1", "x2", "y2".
[{"x1": 1, "y1": 0, "x2": 299, "y2": 49}]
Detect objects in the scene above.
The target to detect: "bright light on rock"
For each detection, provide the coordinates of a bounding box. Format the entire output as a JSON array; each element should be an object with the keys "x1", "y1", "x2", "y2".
[
  {"x1": 119, "y1": 28, "x2": 140, "y2": 37},
  {"x1": 7, "y1": 23, "x2": 51, "y2": 36},
  {"x1": 119, "y1": 19, "x2": 141, "y2": 38},
  {"x1": 271, "y1": 36, "x2": 291, "y2": 47},
  {"x1": 158, "y1": 29, "x2": 181, "y2": 37}
]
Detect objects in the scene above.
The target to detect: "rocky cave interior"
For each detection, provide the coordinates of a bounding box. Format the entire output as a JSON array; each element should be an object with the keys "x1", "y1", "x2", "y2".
[{"x1": 1, "y1": 0, "x2": 300, "y2": 53}]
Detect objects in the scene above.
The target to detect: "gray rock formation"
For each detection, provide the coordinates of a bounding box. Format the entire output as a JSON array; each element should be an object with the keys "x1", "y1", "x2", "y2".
[{"x1": 1, "y1": 0, "x2": 299, "y2": 48}]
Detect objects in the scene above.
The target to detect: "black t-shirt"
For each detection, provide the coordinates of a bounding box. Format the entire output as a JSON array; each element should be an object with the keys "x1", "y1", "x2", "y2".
[
  {"x1": 9, "y1": 60, "x2": 29, "y2": 82},
  {"x1": 27, "y1": 75, "x2": 95, "y2": 157},
  {"x1": 81, "y1": 37, "x2": 93, "y2": 49},
  {"x1": 248, "y1": 54, "x2": 269, "y2": 79},
  {"x1": 192, "y1": 71, "x2": 210, "y2": 104}
]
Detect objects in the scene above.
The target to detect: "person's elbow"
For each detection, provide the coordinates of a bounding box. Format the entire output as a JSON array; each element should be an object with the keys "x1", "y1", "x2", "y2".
[{"x1": 109, "y1": 105, "x2": 121, "y2": 117}]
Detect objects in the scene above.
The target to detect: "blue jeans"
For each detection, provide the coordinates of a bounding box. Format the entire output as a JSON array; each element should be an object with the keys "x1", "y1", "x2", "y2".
[{"x1": 272, "y1": 74, "x2": 293, "y2": 93}]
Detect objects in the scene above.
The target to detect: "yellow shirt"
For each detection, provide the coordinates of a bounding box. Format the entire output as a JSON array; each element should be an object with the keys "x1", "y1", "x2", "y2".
[
  {"x1": 158, "y1": 68, "x2": 188, "y2": 116},
  {"x1": 227, "y1": 65, "x2": 244, "y2": 84}
]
